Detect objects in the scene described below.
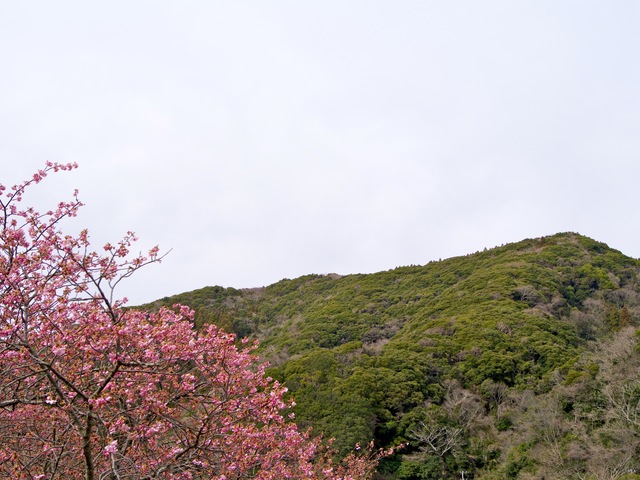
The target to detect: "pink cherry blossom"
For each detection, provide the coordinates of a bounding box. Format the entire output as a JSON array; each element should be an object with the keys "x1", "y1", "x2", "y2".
[
  {"x1": 0, "y1": 164, "x2": 388, "y2": 479},
  {"x1": 103, "y1": 440, "x2": 118, "y2": 456}
]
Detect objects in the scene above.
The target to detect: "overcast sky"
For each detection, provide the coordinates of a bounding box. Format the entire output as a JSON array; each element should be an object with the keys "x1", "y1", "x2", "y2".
[{"x1": 1, "y1": 1, "x2": 639, "y2": 304}]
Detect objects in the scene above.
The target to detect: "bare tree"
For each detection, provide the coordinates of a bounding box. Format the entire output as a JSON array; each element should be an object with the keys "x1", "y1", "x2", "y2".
[{"x1": 407, "y1": 420, "x2": 464, "y2": 458}]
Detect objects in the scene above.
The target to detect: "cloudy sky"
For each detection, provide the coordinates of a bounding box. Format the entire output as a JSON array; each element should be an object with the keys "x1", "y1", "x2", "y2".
[{"x1": 1, "y1": 1, "x2": 638, "y2": 304}]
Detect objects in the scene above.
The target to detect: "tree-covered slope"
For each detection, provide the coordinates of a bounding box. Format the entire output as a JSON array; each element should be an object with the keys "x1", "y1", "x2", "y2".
[{"x1": 146, "y1": 233, "x2": 640, "y2": 479}]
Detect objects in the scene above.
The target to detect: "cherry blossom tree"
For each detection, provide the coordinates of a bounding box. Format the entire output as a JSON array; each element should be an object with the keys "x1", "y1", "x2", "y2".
[{"x1": 0, "y1": 164, "x2": 387, "y2": 479}]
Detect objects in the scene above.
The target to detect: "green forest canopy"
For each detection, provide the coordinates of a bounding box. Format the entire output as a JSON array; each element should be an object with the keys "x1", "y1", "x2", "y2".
[{"x1": 145, "y1": 233, "x2": 640, "y2": 479}]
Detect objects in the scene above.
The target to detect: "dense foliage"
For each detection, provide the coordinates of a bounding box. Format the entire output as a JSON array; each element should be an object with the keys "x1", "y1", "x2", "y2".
[
  {"x1": 149, "y1": 233, "x2": 640, "y2": 479},
  {"x1": 0, "y1": 165, "x2": 385, "y2": 479}
]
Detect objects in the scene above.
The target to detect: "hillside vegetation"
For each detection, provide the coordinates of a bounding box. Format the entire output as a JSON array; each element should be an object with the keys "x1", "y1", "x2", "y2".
[{"x1": 146, "y1": 233, "x2": 640, "y2": 479}]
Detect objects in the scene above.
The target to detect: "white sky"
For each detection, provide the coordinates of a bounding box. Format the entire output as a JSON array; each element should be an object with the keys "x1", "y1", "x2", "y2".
[{"x1": 1, "y1": 1, "x2": 639, "y2": 304}]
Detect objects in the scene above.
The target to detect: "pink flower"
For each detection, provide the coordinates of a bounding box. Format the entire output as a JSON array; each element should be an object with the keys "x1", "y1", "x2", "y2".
[
  {"x1": 51, "y1": 345, "x2": 66, "y2": 356},
  {"x1": 103, "y1": 440, "x2": 118, "y2": 455}
]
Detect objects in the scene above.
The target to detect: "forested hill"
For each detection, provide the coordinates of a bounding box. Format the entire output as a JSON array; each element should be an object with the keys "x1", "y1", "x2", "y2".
[{"x1": 146, "y1": 232, "x2": 640, "y2": 479}]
